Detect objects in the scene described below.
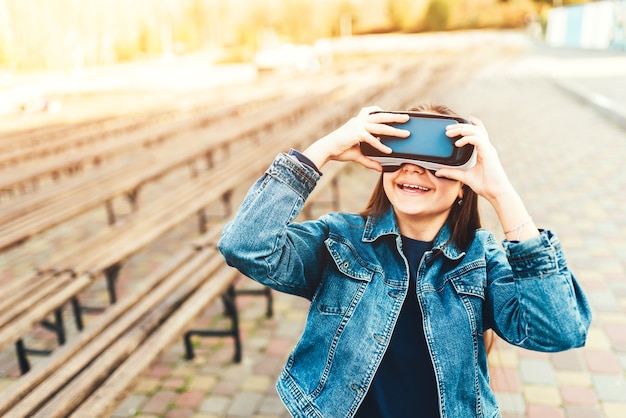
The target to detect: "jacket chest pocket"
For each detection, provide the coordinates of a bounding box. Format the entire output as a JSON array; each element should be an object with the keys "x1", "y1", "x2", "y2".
[
  {"x1": 315, "y1": 238, "x2": 374, "y2": 315},
  {"x1": 445, "y1": 262, "x2": 487, "y2": 333}
]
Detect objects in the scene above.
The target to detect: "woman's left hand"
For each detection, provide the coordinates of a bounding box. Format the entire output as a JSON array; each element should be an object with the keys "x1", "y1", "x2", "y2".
[{"x1": 434, "y1": 117, "x2": 515, "y2": 202}]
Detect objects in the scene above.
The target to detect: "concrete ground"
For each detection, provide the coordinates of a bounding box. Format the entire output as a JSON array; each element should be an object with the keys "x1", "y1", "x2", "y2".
[{"x1": 1, "y1": 33, "x2": 625, "y2": 418}]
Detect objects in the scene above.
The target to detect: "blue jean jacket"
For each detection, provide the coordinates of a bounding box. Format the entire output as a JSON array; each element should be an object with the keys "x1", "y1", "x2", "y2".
[{"x1": 218, "y1": 153, "x2": 592, "y2": 418}]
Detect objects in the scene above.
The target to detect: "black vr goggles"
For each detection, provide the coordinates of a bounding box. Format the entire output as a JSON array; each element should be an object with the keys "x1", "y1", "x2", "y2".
[{"x1": 360, "y1": 111, "x2": 476, "y2": 172}]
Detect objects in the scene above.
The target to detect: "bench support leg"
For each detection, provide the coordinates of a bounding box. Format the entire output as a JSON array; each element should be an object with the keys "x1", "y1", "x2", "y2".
[
  {"x1": 104, "y1": 263, "x2": 121, "y2": 304},
  {"x1": 184, "y1": 285, "x2": 242, "y2": 363},
  {"x1": 15, "y1": 339, "x2": 31, "y2": 374},
  {"x1": 73, "y1": 263, "x2": 122, "y2": 317},
  {"x1": 71, "y1": 297, "x2": 84, "y2": 331},
  {"x1": 40, "y1": 308, "x2": 66, "y2": 345},
  {"x1": 237, "y1": 286, "x2": 273, "y2": 318},
  {"x1": 105, "y1": 199, "x2": 116, "y2": 225},
  {"x1": 14, "y1": 308, "x2": 66, "y2": 375}
]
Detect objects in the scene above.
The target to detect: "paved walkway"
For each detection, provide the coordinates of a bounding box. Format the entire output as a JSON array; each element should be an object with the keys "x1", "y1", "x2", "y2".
[{"x1": 1, "y1": 37, "x2": 625, "y2": 418}]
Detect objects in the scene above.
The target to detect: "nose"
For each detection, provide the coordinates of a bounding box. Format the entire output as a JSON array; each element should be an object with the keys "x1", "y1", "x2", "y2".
[{"x1": 402, "y1": 163, "x2": 425, "y2": 174}]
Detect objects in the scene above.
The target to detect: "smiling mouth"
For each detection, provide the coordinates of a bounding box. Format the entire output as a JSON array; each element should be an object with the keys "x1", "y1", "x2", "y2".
[{"x1": 398, "y1": 183, "x2": 430, "y2": 192}]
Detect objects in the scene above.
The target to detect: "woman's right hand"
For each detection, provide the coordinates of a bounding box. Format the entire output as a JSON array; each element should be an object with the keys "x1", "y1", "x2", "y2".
[{"x1": 302, "y1": 106, "x2": 410, "y2": 171}]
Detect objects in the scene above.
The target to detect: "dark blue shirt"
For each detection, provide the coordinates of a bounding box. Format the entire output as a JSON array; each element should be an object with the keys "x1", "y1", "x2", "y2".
[{"x1": 356, "y1": 237, "x2": 439, "y2": 418}]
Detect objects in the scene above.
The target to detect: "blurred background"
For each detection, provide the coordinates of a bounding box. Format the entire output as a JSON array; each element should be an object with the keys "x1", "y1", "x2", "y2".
[
  {"x1": 0, "y1": 0, "x2": 615, "y2": 72},
  {"x1": 1, "y1": 1, "x2": 625, "y2": 417},
  {"x1": 1, "y1": 0, "x2": 624, "y2": 125}
]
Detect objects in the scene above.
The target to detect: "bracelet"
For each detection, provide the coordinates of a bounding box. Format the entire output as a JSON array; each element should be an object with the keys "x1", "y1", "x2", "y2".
[{"x1": 503, "y1": 217, "x2": 532, "y2": 241}]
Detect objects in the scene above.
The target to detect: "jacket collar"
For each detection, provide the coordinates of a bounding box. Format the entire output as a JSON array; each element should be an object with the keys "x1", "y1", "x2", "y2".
[{"x1": 362, "y1": 208, "x2": 465, "y2": 261}]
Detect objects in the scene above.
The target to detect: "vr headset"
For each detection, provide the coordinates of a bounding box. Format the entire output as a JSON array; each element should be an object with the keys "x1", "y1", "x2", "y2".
[{"x1": 360, "y1": 111, "x2": 476, "y2": 172}]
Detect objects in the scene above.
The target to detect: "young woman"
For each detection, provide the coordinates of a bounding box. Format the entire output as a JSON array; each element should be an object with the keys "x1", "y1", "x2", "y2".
[{"x1": 218, "y1": 104, "x2": 591, "y2": 418}]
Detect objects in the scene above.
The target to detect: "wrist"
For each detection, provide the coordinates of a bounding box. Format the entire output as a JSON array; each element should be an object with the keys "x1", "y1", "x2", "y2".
[{"x1": 302, "y1": 139, "x2": 332, "y2": 169}]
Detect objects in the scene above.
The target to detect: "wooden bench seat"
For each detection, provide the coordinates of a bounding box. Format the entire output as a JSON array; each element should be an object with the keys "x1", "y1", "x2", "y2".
[
  {"x1": 0, "y1": 66, "x2": 358, "y2": 194},
  {"x1": 0, "y1": 56, "x2": 428, "y2": 372},
  {"x1": 0, "y1": 76, "x2": 382, "y2": 374},
  {"x1": 0, "y1": 154, "x2": 350, "y2": 417},
  {"x1": 0, "y1": 56, "x2": 432, "y2": 416},
  {"x1": 0, "y1": 87, "x2": 338, "y2": 252}
]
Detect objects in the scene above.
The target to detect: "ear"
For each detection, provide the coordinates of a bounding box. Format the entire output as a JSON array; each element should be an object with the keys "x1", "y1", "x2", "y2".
[{"x1": 458, "y1": 184, "x2": 465, "y2": 200}]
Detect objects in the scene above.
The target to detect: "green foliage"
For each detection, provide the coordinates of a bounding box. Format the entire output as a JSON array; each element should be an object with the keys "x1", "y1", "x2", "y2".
[
  {"x1": 386, "y1": 0, "x2": 424, "y2": 32},
  {"x1": 422, "y1": 0, "x2": 450, "y2": 32}
]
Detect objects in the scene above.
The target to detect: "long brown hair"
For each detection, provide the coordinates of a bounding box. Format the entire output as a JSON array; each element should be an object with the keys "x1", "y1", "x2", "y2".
[{"x1": 360, "y1": 103, "x2": 481, "y2": 251}]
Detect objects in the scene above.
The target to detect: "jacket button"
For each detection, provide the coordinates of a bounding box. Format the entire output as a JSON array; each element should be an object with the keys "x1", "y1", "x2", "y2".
[
  {"x1": 343, "y1": 261, "x2": 350, "y2": 269},
  {"x1": 373, "y1": 334, "x2": 385, "y2": 343}
]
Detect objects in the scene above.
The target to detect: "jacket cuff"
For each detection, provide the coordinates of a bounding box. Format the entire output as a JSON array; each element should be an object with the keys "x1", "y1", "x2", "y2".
[
  {"x1": 267, "y1": 153, "x2": 321, "y2": 200},
  {"x1": 503, "y1": 230, "x2": 562, "y2": 279}
]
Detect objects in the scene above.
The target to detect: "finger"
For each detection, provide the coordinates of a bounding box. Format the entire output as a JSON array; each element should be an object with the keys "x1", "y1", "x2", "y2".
[
  {"x1": 468, "y1": 116, "x2": 484, "y2": 127},
  {"x1": 453, "y1": 134, "x2": 483, "y2": 148},
  {"x1": 358, "y1": 106, "x2": 383, "y2": 117},
  {"x1": 365, "y1": 122, "x2": 410, "y2": 139},
  {"x1": 367, "y1": 111, "x2": 410, "y2": 124},
  {"x1": 354, "y1": 154, "x2": 384, "y2": 172},
  {"x1": 434, "y1": 168, "x2": 465, "y2": 182},
  {"x1": 445, "y1": 124, "x2": 480, "y2": 137},
  {"x1": 361, "y1": 132, "x2": 393, "y2": 154}
]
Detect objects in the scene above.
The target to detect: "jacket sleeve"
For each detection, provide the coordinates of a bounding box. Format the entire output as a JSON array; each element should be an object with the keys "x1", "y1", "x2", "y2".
[
  {"x1": 485, "y1": 230, "x2": 592, "y2": 352},
  {"x1": 218, "y1": 153, "x2": 329, "y2": 300}
]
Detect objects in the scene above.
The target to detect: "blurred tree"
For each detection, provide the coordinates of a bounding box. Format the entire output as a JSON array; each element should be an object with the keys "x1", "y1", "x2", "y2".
[
  {"x1": 422, "y1": 0, "x2": 450, "y2": 31},
  {"x1": 0, "y1": 0, "x2": 596, "y2": 71}
]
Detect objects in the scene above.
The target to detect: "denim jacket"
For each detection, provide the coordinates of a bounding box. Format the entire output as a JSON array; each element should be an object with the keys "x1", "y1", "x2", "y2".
[{"x1": 218, "y1": 153, "x2": 592, "y2": 418}]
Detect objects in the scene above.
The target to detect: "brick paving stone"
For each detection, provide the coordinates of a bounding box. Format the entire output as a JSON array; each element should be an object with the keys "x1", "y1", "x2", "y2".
[
  {"x1": 265, "y1": 337, "x2": 294, "y2": 357},
  {"x1": 495, "y1": 392, "x2": 526, "y2": 415},
  {"x1": 149, "y1": 364, "x2": 174, "y2": 378},
  {"x1": 602, "y1": 402, "x2": 626, "y2": 418},
  {"x1": 134, "y1": 376, "x2": 163, "y2": 394},
  {"x1": 560, "y1": 386, "x2": 598, "y2": 406},
  {"x1": 163, "y1": 377, "x2": 187, "y2": 390},
  {"x1": 188, "y1": 375, "x2": 218, "y2": 392},
  {"x1": 227, "y1": 392, "x2": 264, "y2": 416},
  {"x1": 519, "y1": 359, "x2": 556, "y2": 385},
  {"x1": 488, "y1": 346, "x2": 519, "y2": 368},
  {"x1": 211, "y1": 379, "x2": 241, "y2": 396},
  {"x1": 587, "y1": 290, "x2": 623, "y2": 312},
  {"x1": 523, "y1": 385, "x2": 561, "y2": 406},
  {"x1": 164, "y1": 407, "x2": 194, "y2": 418},
  {"x1": 604, "y1": 323, "x2": 626, "y2": 351},
  {"x1": 591, "y1": 374, "x2": 626, "y2": 402},
  {"x1": 554, "y1": 371, "x2": 592, "y2": 387},
  {"x1": 490, "y1": 366, "x2": 521, "y2": 393},
  {"x1": 584, "y1": 327, "x2": 613, "y2": 350},
  {"x1": 176, "y1": 391, "x2": 206, "y2": 408},
  {"x1": 253, "y1": 356, "x2": 284, "y2": 375},
  {"x1": 241, "y1": 374, "x2": 273, "y2": 393},
  {"x1": 551, "y1": 349, "x2": 585, "y2": 371},
  {"x1": 525, "y1": 404, "x2": 564, "y2": 418},
  {"x1": 198, "y1": 395, "x2": 231, "y2": 415},
  {"x1": 142, "y1": 390, "x2": 179, "y2": 415},
  {"x1": 111, "y1": 394, "x2": 149, "y2": 418},
  {"x1": 517, "y1": 349, "x2": 549, "y2": 360},
  {"x1": 172, "y1": 365, "x2": 199, "y2": 377},
  {"x1": 563, "y1": 405, "x2": 604, "y2": 418},
  {"x1": 583, "y1": 350, "x2": 623, "y2": 373},
  {"x1": 258, "y1": 396, "x2": 288, "y2": 416}
]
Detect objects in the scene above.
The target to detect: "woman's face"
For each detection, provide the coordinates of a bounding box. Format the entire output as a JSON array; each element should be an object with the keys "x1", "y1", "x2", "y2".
[{"x1": 383, "y1": 163, "x2": 463, "y2": 235}]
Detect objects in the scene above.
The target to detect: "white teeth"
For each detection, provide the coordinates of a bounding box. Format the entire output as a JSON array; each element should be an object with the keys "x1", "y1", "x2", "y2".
[{"x1": 401, "y1": 183, "x2": 429, "y2": 191}]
